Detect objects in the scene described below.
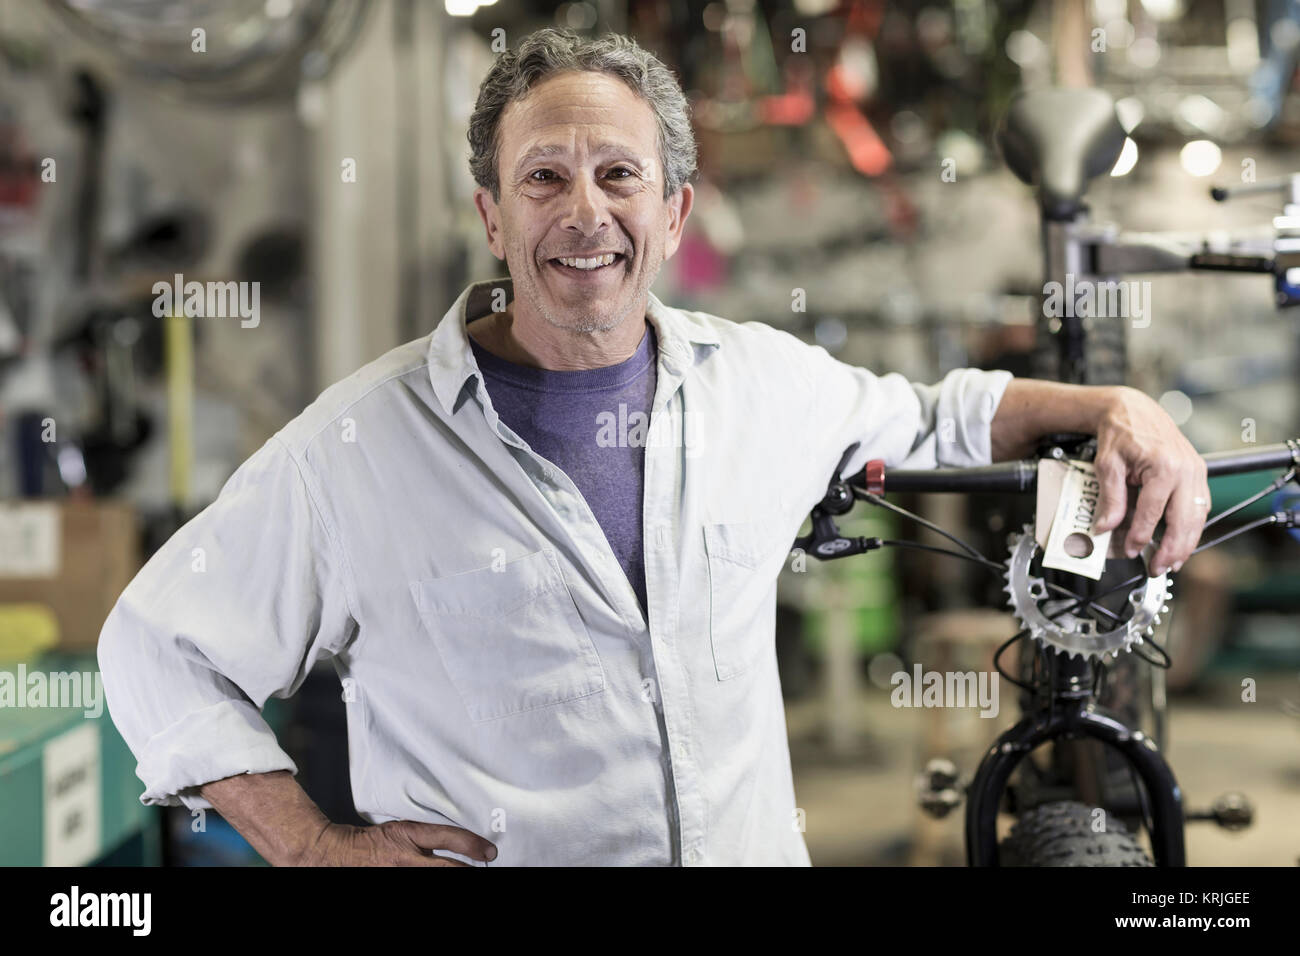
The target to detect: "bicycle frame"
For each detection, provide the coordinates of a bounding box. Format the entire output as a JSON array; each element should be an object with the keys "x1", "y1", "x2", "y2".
[
  {"x1": 964, "y1": 681, "x2": 1185, "y2": 866},
  {"x1": 983, "y1": 88, "x2": 1300, "y2": 861},
  {"x1": 955, "y1": 437, "x2": 1188, "y2": 866}
]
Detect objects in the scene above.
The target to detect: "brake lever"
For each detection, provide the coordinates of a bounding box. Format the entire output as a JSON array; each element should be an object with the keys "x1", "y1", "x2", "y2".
[
  {"x1": 792, "y1": 510, "x2": 882, "y2": 561},
  {"x1": 792, "y1": 441, "x2": 884, "y2": 560}
]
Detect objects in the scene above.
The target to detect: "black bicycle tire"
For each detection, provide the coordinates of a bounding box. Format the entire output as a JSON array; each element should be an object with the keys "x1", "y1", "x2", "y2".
[{"x1": 999, "y1": 799, "x2": 1153, "y2": 866}]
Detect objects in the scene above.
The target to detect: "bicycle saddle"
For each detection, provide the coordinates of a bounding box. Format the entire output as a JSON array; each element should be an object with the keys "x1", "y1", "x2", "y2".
[{"x1": 997, "y1": 88, "x2": 1127, "y2": 221}]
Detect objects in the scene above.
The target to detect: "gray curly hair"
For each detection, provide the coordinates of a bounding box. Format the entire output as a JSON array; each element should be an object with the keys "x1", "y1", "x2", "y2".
[{"x1": 467, "y1": 29, "x2": 697, "y2": 203}]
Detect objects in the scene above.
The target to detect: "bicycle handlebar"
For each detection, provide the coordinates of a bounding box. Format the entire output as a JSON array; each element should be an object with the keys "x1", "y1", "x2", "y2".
[{"x1": 852, "y1": 439, "x2": 1300, "y2": 495}]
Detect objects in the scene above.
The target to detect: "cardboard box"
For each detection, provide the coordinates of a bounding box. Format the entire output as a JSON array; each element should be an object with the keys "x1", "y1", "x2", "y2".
[{"x1": 0, "y1": 500, "x2": 140, "y2": 651}]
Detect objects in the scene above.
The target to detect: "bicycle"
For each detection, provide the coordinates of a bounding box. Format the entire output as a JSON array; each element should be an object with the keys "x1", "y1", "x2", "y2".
[
  {"x1": 970, "y1": 84, "x2": 1300, "y2": 845},
  {"x1": 794, "y1": 435, "x2": 1300, "y2": 866}
]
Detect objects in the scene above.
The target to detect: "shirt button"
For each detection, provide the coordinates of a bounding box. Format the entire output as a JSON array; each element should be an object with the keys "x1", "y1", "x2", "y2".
[
  {"x1": 685, "y1": 846, "x2": 702, "y2": 863},
  {"x1": 541, "y1": 466, "x2": 554, "y2": 481}
]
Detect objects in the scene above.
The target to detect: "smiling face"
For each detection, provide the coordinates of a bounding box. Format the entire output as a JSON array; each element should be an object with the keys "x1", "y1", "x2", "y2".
[{"x1": 473, "y1": 70, "x2": 692, "y2": 339}]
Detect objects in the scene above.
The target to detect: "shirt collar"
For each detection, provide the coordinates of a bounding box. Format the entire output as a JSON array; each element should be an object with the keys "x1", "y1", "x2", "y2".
[{"x1": 427, "y1": 276, "x2": 722, "y2": 415}]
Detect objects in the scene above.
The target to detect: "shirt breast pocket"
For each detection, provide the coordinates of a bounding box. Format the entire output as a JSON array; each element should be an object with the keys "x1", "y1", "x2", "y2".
[
  {"x1": 410, "y1": 549, "x2": 605, "y2": 723},
  {"x1": 703, "y1": 521, "x2": 784, "y2": 681}
]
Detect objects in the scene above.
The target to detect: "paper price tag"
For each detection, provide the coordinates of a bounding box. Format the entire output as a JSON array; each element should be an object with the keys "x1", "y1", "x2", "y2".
[
  {"x1": 1034, "y1": 459, "x2": 1068, "y2": 549},
  {"x1": 1041, "y1": 460, "x2": 1111, "y2": 580}
]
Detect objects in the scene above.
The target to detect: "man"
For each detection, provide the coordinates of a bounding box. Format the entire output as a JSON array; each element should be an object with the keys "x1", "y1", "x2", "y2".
[{"x1": 98, "y1": 29, "x2": 1209, "y2": 866}]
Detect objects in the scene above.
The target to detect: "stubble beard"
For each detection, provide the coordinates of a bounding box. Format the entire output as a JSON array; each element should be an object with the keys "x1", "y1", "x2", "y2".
[{"x1": 508, "y1": 241, "x2": 661, "y2": 336}]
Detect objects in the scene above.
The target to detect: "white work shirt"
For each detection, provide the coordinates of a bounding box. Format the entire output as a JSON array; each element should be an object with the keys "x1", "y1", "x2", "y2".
[{"x1": 98, "y1": 277, "x2": 1013, "y2": 866}]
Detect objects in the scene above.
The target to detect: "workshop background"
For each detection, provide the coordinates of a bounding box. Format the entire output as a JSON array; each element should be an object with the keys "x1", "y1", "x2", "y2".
[{"x1": 2, "y1": 0, "x2": 1299, "y2": 866}]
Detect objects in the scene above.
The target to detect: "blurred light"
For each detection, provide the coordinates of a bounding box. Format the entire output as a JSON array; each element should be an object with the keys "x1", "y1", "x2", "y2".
[
  {"x1": 1178, "y1": 94, "x2": 1226, "y2": 135},
  {"x1": 112, "y1": 318, "x2": 141, "y2": 348},
  {"x1": 867, "y1": 653, "x2": 904, "y2": 691},
  {"x1": 702, "y1": 3, "x2": 725, "y2": 31},
  {"x1": 296, "y1": 82, "x2": 326, "y2": 126},
  {"x1": 1115, "y1": 96, "x2": 1144, "y2": 132},
  {"x1": 1271, "y1": 17, "x2": 1300, "y2": 52},
  {"x1": 264, "y1": 0, "x2": 292, "y2": 19},
  {"x1": 814, "y1": 317, "x2": 848, "y2": 350},
  {"x1": 792, "y1": 0, "x2": 838, "y2": 13},
  {"x1": 1005, "y1": 29, "x2": 1045, "y2": 67},
  {"x1": 1092, "y1": 0, "x2": 1126, "y2": 21},
  {"x1": 1158, "y1": 390, "x2": 1194, "y2": 425},
  {"x1": 1128, "y1": 37, "x2": 1161, "y2": 68},
  {"x1": 1226, "y1": 18, "x2": 1261, "y2": 71},
  {"x1": 890, "y1": 109, "x2": 925, "y2": 144},
  {"x1": 445, "y1": 0, "x2": 480, "y2": 16},
  {"x1": 556, "y1": 1, "x2": 595, "y2": 29},
  {"x1": 1180, "y1": 140, "x2": 1222, "y2": 177},
  {"x1": 1102, "y1": 19, "x2": 1135, "y2": 49},
  {"x1": 936, "y1": 128, "x2": 984, "y2": 176},
  {"x1": 839, "y1": 36, "x2": 877, "y2": 100},
  {"x1": 1139, "y1": 0, "x2": 1182, "y2": 20},
  {"x1": 1244, "y1": 95, "x2": 1274, "y2": 128},
  {"x1": 56, "y1": 447, "x2": 87, "y2": 489},
  {"x1": 1110, "y1": 137, "x2": 1139, "y2": 176}
]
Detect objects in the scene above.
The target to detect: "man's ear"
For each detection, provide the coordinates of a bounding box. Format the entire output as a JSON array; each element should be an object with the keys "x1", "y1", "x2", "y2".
[
  {"x1": 661, "y1": 183, "x2": 694, "y2": 262},
  {"x1": 473, "y1": 186, "x2": 506, "y2": 260}
]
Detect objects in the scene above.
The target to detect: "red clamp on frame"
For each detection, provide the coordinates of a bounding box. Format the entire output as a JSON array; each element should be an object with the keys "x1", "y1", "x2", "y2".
[{"x1": 864, "y1": 459, "x2": 885, "y2": 495}]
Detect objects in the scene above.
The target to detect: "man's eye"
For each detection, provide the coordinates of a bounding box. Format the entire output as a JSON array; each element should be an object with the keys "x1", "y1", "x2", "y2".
[
  {"x1": 529, "y1": 169, "x2": 558, "y2": 182},
  {"x1": 607, "y1": 167, "x2": 633, "y2": 179}
]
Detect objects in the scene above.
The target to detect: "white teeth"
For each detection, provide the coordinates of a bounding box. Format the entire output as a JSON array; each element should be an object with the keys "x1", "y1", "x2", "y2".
[{"x1": 557, "y1": 253, "x2": 616, "y2": 269}]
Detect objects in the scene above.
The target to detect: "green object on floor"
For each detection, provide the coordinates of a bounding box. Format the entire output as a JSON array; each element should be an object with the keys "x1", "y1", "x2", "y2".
[
  {"x1": 0, "y1": 651, "x2": 160, "y2": 866},
  {"x1": 801, "y1": 510, "x2": 899, "y2": 656}
]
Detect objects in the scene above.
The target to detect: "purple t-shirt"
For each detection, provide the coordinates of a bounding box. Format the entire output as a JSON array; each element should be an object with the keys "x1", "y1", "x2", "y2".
[{"x1": 469, "y1": 323, "x2": 658, "y2": 613}]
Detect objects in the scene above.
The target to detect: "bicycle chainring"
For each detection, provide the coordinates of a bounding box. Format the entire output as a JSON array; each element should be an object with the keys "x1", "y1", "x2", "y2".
[{"x1": 1002, "y1": 523, "x2": 1171, "y2": 661}]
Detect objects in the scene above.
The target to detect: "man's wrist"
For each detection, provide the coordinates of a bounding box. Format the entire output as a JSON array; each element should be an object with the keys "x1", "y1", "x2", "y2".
[
  {"x1": 990, "y1": 380, "x2": 1131, "y2": 461},
  {"x1": 199, "y1": 770, "x2": 333, "y2": 866},
  {"x1": 1083, "y1": 384, "x2": 1128, "y2": 433}
]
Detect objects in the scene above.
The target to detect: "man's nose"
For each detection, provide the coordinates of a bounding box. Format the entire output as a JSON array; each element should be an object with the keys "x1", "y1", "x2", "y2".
[{"x1": 560, "y1": 172, "x2": 610, "y2": 236}]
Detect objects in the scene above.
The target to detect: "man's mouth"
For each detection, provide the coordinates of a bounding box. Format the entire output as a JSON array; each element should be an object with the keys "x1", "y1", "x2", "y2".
[{"x1": 548, "y1": 252, "x2": 626, "y2": 276}]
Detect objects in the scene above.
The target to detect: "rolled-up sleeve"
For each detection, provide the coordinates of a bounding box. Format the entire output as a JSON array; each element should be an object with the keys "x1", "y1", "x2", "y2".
[
  {"x1": 787, "y1": 334, "x2": 1014, "y2": 502},
  {"x1": 97, "y1": 435, "x2": 357, "y2": 810}
]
